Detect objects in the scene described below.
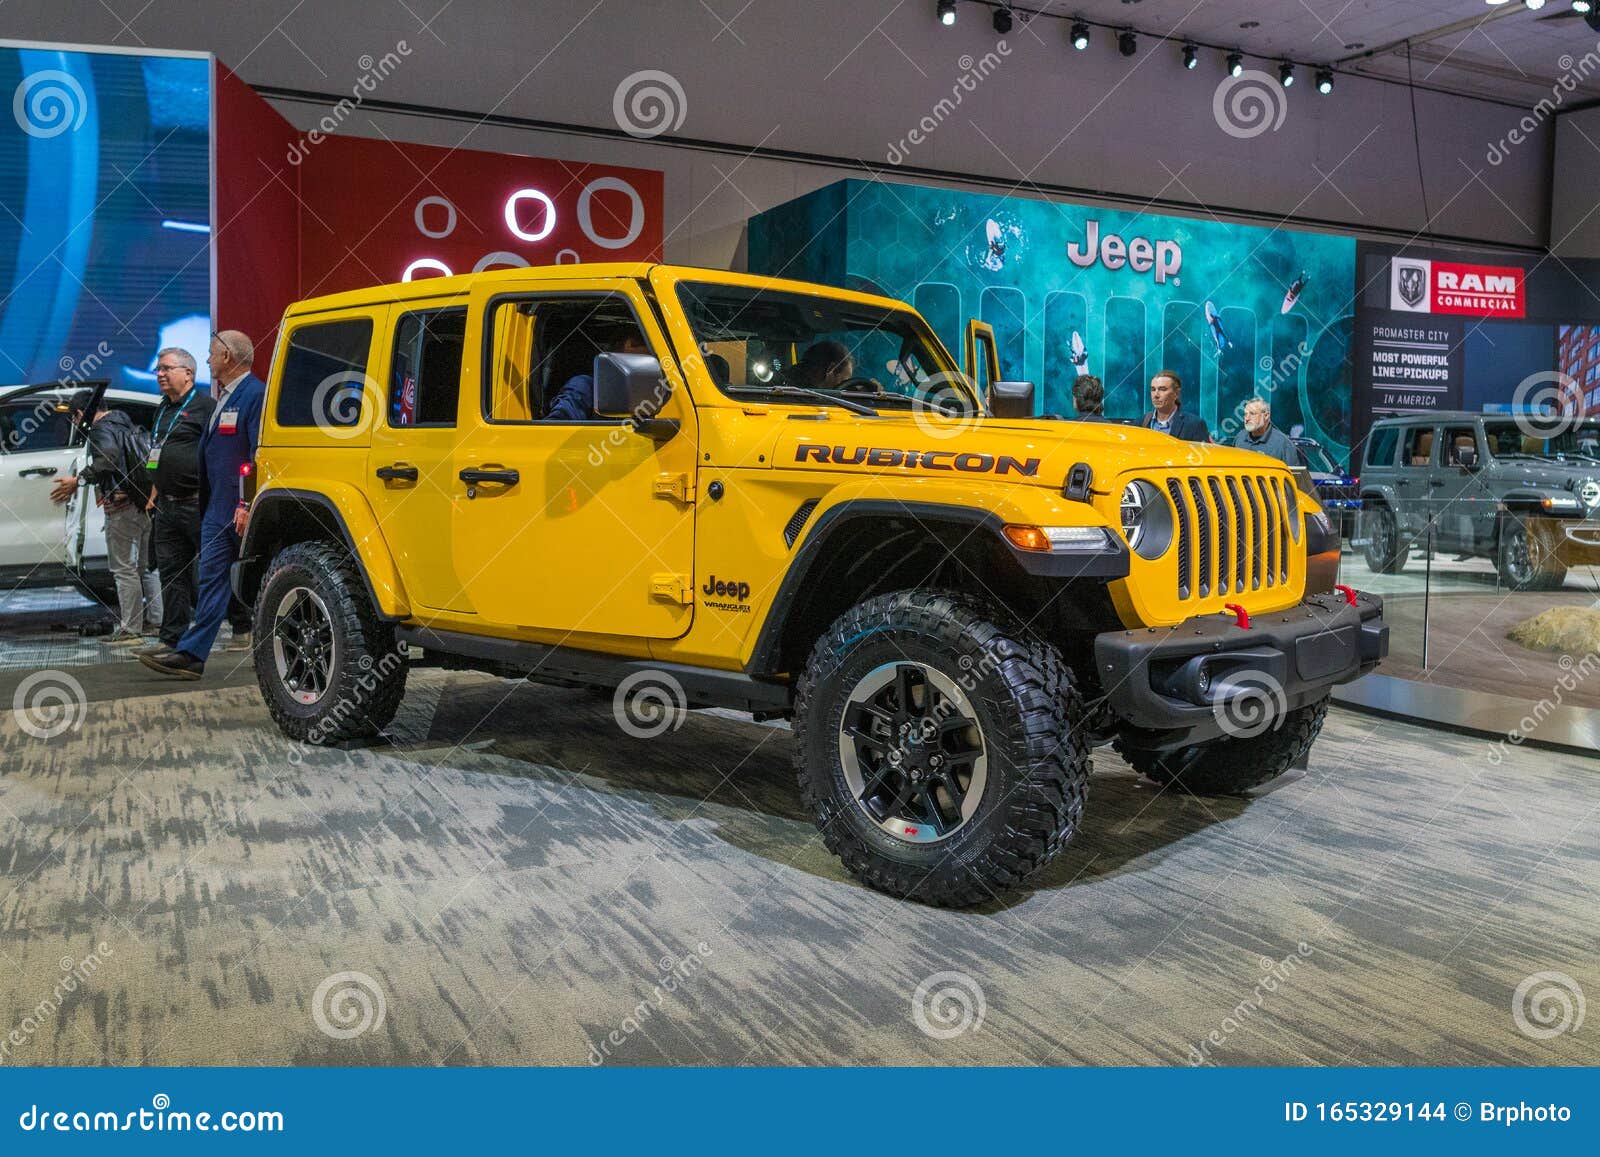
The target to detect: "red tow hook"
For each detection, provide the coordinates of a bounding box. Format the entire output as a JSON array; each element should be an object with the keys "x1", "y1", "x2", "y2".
[
  {"x1": 1223, "y1": 603, "x2": 1250, "y2": 629},
  {"x1": 1334, "y1": 584, "x2": 1359, "y2": 607}
]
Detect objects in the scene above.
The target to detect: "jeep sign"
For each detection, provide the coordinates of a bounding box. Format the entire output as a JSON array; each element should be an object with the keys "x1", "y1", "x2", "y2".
[{"x1": 1066, "y1": 220, "x2": 1182, "y2": 285}]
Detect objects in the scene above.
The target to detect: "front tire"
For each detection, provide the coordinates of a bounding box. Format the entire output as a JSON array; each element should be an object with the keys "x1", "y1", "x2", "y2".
[
  {"x1": 793, "y1": 590, "x2": 1089, "y2": 907},
  {"x1": 1361, "y1": 505, "x2": 1408, "y2": 574},
  {"x1": 1117, "y1": 696, "x2": 1329, "y2": 795},
  {"x1": 253, "y1": 540, "x2": 407, "y2": 743},
  {"x1": 1496, "y1": 517, "x2": 1567, "y2": 591}
]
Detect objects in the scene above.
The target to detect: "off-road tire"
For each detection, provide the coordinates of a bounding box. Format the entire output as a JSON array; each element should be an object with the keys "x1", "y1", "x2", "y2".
[
  {"x1": 793, "y1": 589, "x2": 1089, "y2": 908},
  {"x1": 253, "y1": 540, "x2": 407, "y2": 743},
  {"x1": 1496, "y1": 517, "x2": 1567, "y2": 592},
  {"x1": 1361, "y1": 504, "x2": 1408, "y2": 575},
  {"x1": 1116, "y1": 696, "x2": 1329, "y2": 795}
]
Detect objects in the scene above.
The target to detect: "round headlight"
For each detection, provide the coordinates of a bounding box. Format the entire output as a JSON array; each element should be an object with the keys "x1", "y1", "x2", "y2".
[
  {"x1": 1120, "y1": 480, "x2": 1173, "y2": 559},
  {"x1": 1578, "y1": 477, "x2": 1600, "y2": 512}
]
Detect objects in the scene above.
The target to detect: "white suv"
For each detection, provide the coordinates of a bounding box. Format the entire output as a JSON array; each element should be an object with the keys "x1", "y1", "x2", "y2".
[{"x1": 0, "y1": 380, "x2": 160, "y2": 602}]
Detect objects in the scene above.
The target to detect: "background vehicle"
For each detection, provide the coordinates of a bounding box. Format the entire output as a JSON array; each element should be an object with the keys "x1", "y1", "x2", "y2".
[
  {"x1": 236, "y1": 265, "x2": 1386, "y2": 907},
  {"x1": 1358, "y1": 411, "x2": 1600, "y2": 591},
  {"x1": 1293, "y1": 436, "x2": 1360, "y2": 540},
  {"x1": 0, "y1": 380, "x2": 160, "y2": 605}
]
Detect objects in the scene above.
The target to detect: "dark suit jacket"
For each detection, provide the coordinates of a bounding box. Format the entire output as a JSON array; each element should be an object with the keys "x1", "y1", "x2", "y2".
[
  {"x1": 1141, "y1": 406, "x2": 1211, "y2": 443},
  {"x1": 198, "y1": 374, "x2": 266, "y2": 522}
]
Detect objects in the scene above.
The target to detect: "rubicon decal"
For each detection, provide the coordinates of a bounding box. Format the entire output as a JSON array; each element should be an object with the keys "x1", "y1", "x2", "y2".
[
  {"x1": 1389, "y1": 257, "x2": 1525, "y2": 318},
  {"x1": 795, "y1": 445, "x2": 1041, "y2": 476}
]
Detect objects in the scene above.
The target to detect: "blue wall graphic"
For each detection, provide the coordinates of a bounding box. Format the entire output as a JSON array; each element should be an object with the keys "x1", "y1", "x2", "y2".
[{"x1": 749, "y1": 180, "x2": 1357, "y2": 463}]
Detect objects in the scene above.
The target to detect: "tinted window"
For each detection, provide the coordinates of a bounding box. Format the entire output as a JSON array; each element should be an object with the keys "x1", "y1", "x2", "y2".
[
  {"x1": 483, "y1": 294, "x2": 648, "y2": 422},
  {"x1": 390, "y1": 309, "x2": 465, "y2": 427},
  {"x1": 1365, "y1": 425, "x2": 1398, "y2": 468},
  {"x1": 276, "y1": 318, "x2": 374, "y2": 428},
  {"x1": 0, "y1": 398, "x2": 76, "y2": 453}
]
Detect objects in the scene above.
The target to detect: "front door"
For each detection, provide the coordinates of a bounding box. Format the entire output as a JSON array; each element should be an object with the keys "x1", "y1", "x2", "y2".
[
  {"x1": 1432, "y1": 423, "x2": 1486, "y2": 550},
  {"x1": 0, "y1": 382, "x2": 101, "y2": 570},
  {"x1": 449, "y1": 279, "x2": 697, "y2": 640}
]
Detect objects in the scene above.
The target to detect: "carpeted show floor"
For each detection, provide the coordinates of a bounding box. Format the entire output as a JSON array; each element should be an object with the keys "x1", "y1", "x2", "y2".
[{"x1": 0, "y1": 655, "x2": 1595, "y2": 1067}]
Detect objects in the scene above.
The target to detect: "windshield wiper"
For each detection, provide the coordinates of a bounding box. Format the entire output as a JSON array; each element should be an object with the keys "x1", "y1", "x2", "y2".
[{"x1": 728, "y1": 385, "x2": 879, "y2": 417}]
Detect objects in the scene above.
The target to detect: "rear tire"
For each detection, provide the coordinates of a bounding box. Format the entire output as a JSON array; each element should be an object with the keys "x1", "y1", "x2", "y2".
[
  {"x1": 1496, "y1": 517, "x2": 1567, "y2": 591},
  {"x1": 253, "y1": 540, "x2": 407, "y2": 743},
  {"x1": 1361, "y1": 505, "x2": 1408, "y2": 574},
  {"x1": 793, "y1": 589, "x2": 1089, "y2": 908},
  {"x1": 1117, "y1": 696, "x2": 1329, "y2": 796}
]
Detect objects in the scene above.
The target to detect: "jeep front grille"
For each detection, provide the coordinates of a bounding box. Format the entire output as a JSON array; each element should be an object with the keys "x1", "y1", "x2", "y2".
[{"x1": 1163, "y1": 471, "x2": 1295, "y2": 603}]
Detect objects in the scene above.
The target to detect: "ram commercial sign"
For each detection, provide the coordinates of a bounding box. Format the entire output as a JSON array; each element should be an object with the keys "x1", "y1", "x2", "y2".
[{"x1": 1389, "y1": 258, "x2": 1525, "y2": 317}]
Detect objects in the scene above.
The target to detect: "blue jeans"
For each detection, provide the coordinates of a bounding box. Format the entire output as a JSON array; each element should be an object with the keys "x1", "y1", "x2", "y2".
[{"x1": 176, "y1": 515, "x2": 240, "y2": 662}]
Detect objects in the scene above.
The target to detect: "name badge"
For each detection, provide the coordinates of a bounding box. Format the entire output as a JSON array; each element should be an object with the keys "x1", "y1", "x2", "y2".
[
  {"x1": 218, "y1": 410, "x2": 239, "y2": 434},
  {"x1": 145, "y1": 447, "x2": 162, "y2": 469}
]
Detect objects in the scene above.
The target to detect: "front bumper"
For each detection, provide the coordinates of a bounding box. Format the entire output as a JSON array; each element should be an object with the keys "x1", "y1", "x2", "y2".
[{"x1": 1093, "y1": 591, "x2": 1387, "y2": 753}]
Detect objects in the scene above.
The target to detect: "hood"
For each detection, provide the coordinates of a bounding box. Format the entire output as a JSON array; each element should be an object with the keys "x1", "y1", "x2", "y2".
[
  {"x1": 1489, "y1": 458, "x2": 1600, "y2": 494},
  {"x1": 763, "y1": 412, "x2": 1286, "y2": 492}
]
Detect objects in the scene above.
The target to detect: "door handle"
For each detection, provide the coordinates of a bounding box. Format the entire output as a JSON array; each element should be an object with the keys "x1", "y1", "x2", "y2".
[
  {"x1": 18, "y1": 465, "x2": 57, "y2": 478},
  {"x1": 1428, "y1": 478, "x2": 1445, "y2": 487},
  {"x1": 375, "y1": 464, "x2": 419, "y2": 483},
  {"x1": 459, "y1": 466, "x2": 519, "y2": 486}
]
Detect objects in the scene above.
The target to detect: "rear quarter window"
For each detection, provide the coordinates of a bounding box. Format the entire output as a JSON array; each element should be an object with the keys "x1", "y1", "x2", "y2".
[
  {"x1": 1365, "y1": 425, "x2": 1399, "y2": 469},
  {"x1": 275, "y1": 317, "x2": 375, "y2": 429}
]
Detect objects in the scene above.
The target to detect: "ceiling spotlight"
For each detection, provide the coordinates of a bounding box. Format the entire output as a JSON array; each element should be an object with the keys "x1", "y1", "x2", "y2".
[
  {"x1": 1575, "y1": 0, "x2": 1593, "y2": 12},
  {"x1": 1279, "y1": 60, "x2": 1295, "y2": 87},
  {"x1": 1524, "y1": 0, "x2": 1547, "y2": 10},
  {"x1": 1226, "y1": 51, "x2": 1243, "y2": 77},
  {"x1": 993, "y1": 4, "x2": 1013, "y2": 33},
  {"x1": 1316, "y1": 67, "x2": 1333, "y2": 94},
  {"x1": 1070, "y1": 20, "x2": 1090, "y2": 50},
  {"x1": 1182, "y1": 43, "x2": 1198, "y2": 69},
  {"x1": 937, "y1": 0, "x2": 956, "y2": 25},
  {"x1": 1118, "y1": 29, "x2": 1137, "y2": 57}
]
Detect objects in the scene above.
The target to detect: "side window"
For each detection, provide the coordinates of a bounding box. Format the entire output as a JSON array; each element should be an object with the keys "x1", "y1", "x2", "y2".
[
  {"x1": 1402, "y1": 425, "x2": 1435, "y2": 468},
  {"x1": 0, "y1": 398, "x2": 76, "y2": 453},
  {"x1": 483, "y1": 294, "x2": 651, "y2": 423},
  {"x1": 1365, "y1": 425, "x2": 1398, "y2": 469},
  {"x1": 276, "y1": 317, "x2": 375, "y2": 428},
  {"x1": 1442, "y1": 426, "x2": 1478, "y2": 466},
  {"x1": 390, "y1": 308, "x2": 466, "y2": 428}
]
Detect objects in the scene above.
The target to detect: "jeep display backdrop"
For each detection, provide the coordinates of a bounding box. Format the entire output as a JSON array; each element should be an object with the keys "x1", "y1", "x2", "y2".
[{"x1": 748, "y1": 179, "x2": 1357, "y2": 463}]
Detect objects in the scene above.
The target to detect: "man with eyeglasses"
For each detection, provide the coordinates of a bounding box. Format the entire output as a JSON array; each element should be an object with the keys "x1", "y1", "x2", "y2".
[{"x1": 133, "y1": 347, "x2": 216, "y2": 656}]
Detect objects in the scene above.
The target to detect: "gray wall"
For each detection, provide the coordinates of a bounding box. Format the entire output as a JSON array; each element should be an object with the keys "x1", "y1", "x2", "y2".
[
  {"x1": 1552, "y1": 106, "x2": 1600, "y2": 259},
  {"x1": 1, "y1": 0, "x2": 1557, "y2": 262}
]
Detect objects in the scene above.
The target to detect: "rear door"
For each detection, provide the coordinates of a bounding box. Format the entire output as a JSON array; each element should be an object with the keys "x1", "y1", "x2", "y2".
[
  {"x1": 0, "y1": 381, "x2": 103, "y2": 570},
  {"x1": 1396, "y1": 423, "x2": 1437, "y2": 538},
  {"x1": 1432, "y1": 423, "x2": 1486, "y2": 549}
]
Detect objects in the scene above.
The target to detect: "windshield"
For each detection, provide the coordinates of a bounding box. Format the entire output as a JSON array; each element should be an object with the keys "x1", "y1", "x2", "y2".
[
  {"x1": 1297, "y1": 442, "x2": 1339, "y2": 475},
  {"x1": 674, "y1": 281, "x2": 976, "y2": 414},
  {"x1": 1484, "y1": 420, "x2": 1600, "y2": 463}
]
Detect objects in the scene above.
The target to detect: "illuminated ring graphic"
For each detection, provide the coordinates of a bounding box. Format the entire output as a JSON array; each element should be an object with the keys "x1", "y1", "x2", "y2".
[
  {"x1": 413, "y1": 195, "x2": 457, "y2": 239},
  {"x1": 504, "y1": 188, "x2": 557, "y2": 242},
  {"x1": 402, "y1": 257, "x2": 453, "y2": 281},
  {"x1": 578, "y1": 177, "x2": 645, "y2": 250}
]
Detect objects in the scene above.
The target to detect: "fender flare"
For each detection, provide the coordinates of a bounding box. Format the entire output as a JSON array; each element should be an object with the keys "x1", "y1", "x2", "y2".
[
  {"x1": 744, "y1": 498, "x2": 1128, "y2": 677},
  {"x1": 235, "y1": 485, "x2": 411, "y2": 619}
]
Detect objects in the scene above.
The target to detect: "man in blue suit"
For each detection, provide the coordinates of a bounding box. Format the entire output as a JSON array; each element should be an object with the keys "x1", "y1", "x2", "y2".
[{"x1": 140, "y1": 330, "x2": 265, "y2": 680}]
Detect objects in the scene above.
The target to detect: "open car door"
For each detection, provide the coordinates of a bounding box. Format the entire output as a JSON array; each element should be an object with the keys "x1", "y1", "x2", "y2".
[{"x1": 0, "y1": 379, "x2": 107, "y2": 572}]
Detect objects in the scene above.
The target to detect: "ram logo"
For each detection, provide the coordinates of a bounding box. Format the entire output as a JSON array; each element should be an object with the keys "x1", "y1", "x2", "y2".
[{"x1": 1396, "y1": 264, "x2": 1426, "y2": 307}]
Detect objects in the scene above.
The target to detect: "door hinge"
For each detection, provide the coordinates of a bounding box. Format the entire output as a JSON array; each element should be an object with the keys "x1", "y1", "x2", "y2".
[
  {"x1": 650, "y1": 573, "x2": 694, "y2": 605},
  {"x1": 653, "y1": 472, "x2": 694, "y2": 503}
]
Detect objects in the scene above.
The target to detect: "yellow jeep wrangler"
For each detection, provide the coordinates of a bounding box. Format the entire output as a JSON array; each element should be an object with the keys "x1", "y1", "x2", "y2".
[{"x1": 236, "y1": 264, "x2": 1386, "y2": 906}]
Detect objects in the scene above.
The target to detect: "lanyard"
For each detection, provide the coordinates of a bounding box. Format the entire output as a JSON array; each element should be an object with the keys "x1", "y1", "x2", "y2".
[{"x1": 154, "y1": 390, "x2": 197, "y2": 446}]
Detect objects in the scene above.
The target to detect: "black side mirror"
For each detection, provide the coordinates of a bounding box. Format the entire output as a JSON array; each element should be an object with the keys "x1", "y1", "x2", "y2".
[
  {"x1": 593, "y1": 352, "x2": 677, "y2": 440},
  {"x1": 988, "y1": 380, "x2": 1035, "y2": 419},
  {"x1": 1456, "y1": 447, "x2": 1478, "y2": 470}
]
